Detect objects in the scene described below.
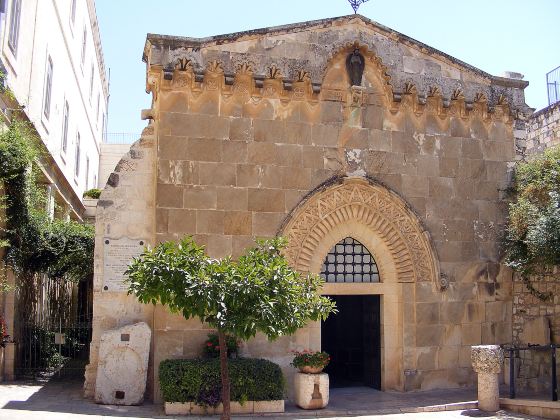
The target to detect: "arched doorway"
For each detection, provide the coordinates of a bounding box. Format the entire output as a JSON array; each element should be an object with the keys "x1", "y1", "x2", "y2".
[
  {"x1": 280, "y1": 177, "x2": 440, "y2": 391},
  {"x1": 320, "y1": 237, "x2": 381, "y2": 388}
]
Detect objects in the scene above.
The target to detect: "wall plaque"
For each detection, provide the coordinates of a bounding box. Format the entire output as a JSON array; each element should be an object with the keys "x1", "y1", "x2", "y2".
[{"x1": 103, "y1": 237, "x2": 146, "y2": 292}]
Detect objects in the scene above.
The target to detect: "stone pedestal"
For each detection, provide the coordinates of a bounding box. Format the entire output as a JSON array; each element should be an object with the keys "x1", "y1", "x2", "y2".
[
  {"x1": 294, "y1": 372, "x2": 329, "y2": 409},
  {"x1": 95, "y1": 322, "x2": 151, "y2": 405},
  {"x1": 471, "y1": 345, "x2": 504, "y2": 412}
]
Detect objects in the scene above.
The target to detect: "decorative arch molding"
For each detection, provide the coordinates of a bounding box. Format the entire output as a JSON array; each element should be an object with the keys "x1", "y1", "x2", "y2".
[{"x1": 280, "y1": 177, "x2": 440, "y2": 288}]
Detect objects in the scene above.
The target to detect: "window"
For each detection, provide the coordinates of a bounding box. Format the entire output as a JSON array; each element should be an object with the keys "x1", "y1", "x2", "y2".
[
  {"x1": 43, "y1": 56, "x2": 54, "y2": 120},
  {"x1": 80, "y1": 26, "x2": 87, "y2": 65},
  {"x1": 96, "y1": 93, "x2": 100, "y2": 124},
  {"x1": 89, "y1": 64, "x2": 94, "y2": 101},
  {"x1": 61, "y1": 100, "x2": 69, "y2": 153},
  {"x1": 8, "y1": 0, "x2": 21, "y2": 54},
  {"x1": 70, "y1": 0, "x2": 76, "y2": 25},
  {"x1": 320, "y1": 237, "x2": 379, "y2": 283},
  {"x1": 101, "y1": 113, "x2": 106, "y2": 142},
  {"x1": 85, "y1": 156, "x2": 90, "y2": 188},
  {"x1": 74, "y1": 132, "x2": 80, "y2": 177}
]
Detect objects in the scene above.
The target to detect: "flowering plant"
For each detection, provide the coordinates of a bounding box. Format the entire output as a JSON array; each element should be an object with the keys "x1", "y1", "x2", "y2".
[
  {"x1": 291, "y1": 350, "x2": 330, "y2": 370},
  {"x1": 203, "y1": 332, "x2": 239, "y2": 358}
]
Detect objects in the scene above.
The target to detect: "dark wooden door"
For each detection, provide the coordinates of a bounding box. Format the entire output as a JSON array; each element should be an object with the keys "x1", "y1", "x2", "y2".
[
  {"x1": 321, "y1": 295, "x2": 380, "y2": 388},
  {"x1": 362, "y1": 295, "x2": 381, "y2": 389}
]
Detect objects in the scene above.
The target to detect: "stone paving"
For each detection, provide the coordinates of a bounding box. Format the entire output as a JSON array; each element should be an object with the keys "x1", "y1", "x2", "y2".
[{"x1": 0, "y1": 379, "x2": 542, "y2": 419}]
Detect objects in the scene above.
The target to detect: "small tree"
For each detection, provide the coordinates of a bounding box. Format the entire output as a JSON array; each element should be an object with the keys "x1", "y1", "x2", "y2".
[
  {"x1": 126, "y1": 236, "x2": 335, "y2": 420},
  {"x1": 506, "y1": 146, "x2": 560, "y2": 300}
]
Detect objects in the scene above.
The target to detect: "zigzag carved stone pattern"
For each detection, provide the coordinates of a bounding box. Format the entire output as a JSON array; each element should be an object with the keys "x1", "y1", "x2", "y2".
[{"x1": 282, "y1": 180, "x2": 438, "y2": 286}]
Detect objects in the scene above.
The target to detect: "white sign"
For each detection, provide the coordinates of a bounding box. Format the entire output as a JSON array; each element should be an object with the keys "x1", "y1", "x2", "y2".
[{"x1": 103, "y1": 237, "x2": 146, "y2": 292}]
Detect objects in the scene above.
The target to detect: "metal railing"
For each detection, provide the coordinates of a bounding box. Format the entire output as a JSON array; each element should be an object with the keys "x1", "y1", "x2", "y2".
[
  {"x1": 503, "y1": 344, "x2": 559, "y2": 401},
  {"x1": 104, "y1": 132, "x2": 140, "y2": 145},
  {"x1": 547, "y1": 66, "x2": 560, "y2": 106}
]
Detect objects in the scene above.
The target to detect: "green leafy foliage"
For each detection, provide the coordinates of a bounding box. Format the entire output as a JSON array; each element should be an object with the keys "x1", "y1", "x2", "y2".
[
  {"x1": 126, "y1": 236, "x2": 336, "y2": 340},
  {"x1": 159, "y1": 358, "x2": 284, "y2": 404},
  {"x1": 0, "y1": 120, "x2": 94, "y2": 281},
  {"x1": 82, "y1": 188, "x2": 101, "y2": 199},
  {"x1": 506, "y1": 146, "x2": 560, "y2": 299},
  {"x1": 204, "y1": 333, "x2": 239, "y2": 358}
]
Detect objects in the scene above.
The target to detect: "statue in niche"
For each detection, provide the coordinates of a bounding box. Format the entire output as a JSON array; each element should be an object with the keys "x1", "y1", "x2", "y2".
[{"x1": 346, "y1": 49, "x2": 365, "y2": 87}]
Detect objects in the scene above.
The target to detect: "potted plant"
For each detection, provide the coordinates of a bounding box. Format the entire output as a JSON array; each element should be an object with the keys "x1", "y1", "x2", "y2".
[
  {"x1": 203, "y1": 333, "x2": 239, "y2": 358},
  {"x1": 291, "y1": 350, "x2": 330, "y2": 374}
]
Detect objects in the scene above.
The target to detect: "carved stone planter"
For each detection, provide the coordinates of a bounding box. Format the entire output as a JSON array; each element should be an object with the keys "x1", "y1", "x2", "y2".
[
  {"x1": 164, "y1": 400, "x2": 284, "y2": 415},
  {"x1": 294, "y1": 372, "x2": 329, "y2": 410},
  {"x1": 471, "y1": 345, "x2": 504, "y2": 412}
]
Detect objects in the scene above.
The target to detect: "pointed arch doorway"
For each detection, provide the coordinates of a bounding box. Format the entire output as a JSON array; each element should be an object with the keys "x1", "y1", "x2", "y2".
[
  {"x1": 320, "y1": 237, "x2": 381, "y2": 389},
  {"x1": 280, "y1": 177, "x2": 439, "y2": 391}
]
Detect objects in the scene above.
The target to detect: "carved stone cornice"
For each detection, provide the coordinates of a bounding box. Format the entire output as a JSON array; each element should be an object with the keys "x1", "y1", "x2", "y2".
[{"x1": 280, "y1": 177, "x2": 440, "y2": 288}]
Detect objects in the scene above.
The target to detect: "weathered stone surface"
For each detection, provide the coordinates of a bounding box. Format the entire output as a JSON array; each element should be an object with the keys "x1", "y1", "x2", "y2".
[
  {"x1": 471, "y1": 345, "x2": 503, "y2": 412},
  {"x1": 294, "y1": 373, "x2": 329, "y2": 409},
  {"x1": 471, "y1": 345, "x2": 504, "y2": 374},
  {"x1": 95, "y1": 322, "x2": 151, "y2": 405}
]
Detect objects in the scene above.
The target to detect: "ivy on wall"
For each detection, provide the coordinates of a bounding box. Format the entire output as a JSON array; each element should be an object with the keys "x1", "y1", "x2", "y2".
[
  {"x1": 0, "y1": 120, "x2": 94, "y2": 283},
  {"x1": 506, "y1": 146, "x2": 560, "y2": 300}
]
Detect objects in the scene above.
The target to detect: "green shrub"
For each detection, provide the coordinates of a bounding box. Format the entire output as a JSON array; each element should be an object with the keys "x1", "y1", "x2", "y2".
[
  {"x1": 82, "y1": 188, "x2": 101, "y2": 199},
  {"x1": 159, "y1": 358, "x2": 284, "y2": 405}
]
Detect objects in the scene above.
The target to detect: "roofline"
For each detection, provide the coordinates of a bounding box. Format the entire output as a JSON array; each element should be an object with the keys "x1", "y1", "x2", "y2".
[
  {"x1": 143, "y1": 14, "x2": 528, "y2": 89},
  {"x1": 87, "y1": 0, "x2": 109, "y2": 99}
]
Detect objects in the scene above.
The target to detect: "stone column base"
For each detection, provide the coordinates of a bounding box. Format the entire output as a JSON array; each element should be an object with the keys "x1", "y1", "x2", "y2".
[
  {"x1": 294, "y1": 372, "x2": 329, "y2": 409},
  {"x1": 478, "y1": 371, "x2": 500, "y2": 411}
]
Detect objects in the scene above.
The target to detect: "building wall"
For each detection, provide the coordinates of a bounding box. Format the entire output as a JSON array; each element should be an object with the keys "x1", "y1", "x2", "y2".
[
  {"x1": 0, "y1": 0, "x2": 107, "y2": 203},
  {"x1": 510, "y1": 101, "x2": 560, "y2": 393},
  {"x1": 0, "y1": 0, "x2": 107, "y2": 381},
  {"x1": 98, "y1": 143, "x2": 133, "y2": 188},
  {"x1": 89, "y1": 16, "x2": 533, "y2": 402},
  {"x1": 525, "y1": 102, "x2": 560, "y2": 155}
]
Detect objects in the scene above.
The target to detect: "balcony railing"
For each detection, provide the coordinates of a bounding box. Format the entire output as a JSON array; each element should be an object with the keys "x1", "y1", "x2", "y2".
[{"x1": 547, "y1": 66, "x2": 560, "y2": 106}]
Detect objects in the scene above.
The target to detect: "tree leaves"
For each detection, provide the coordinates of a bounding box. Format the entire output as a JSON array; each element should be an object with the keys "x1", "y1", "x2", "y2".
[{"x1": 126, "y1": 236, "x2": 337, "y2": 341}]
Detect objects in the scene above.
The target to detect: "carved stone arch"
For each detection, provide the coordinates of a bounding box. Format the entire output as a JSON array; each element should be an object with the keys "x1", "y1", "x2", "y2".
[{"x1": 280, "y1": 177, "x2": 440, "y2": 288}]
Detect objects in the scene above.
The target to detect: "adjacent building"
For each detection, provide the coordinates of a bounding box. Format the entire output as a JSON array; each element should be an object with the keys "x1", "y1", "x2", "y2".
[{"x1": 0, "y1": 0, "x2": 107, "y2": 380}]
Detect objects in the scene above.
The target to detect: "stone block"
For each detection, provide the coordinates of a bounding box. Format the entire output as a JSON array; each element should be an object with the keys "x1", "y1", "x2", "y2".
[
  {"x1": 196, "y1": 210, "x2": 224, "y2": 234},
  {"x1": 198, "y1": 162, "x2": 236, "y2": 186},
  {"x1": 186, "y1": 138, "x2": 222, "y2": 162},
  {"x1": 294, "y1": 372, "x2": 329, "y2": 409},
  {"x1": 168, "y1": 209, "x2": 196, "y2": 234},
  {"x1": 183, "y1": 186, "x2": 217, "y2": 209},
  {"x1": 217, "y1": 187, "x2": 248, "y2": 211},
  {"x1": 95, "y1": 322, "x2": 151, "y2": 405},
  {"x1": 224, "y1": 211, "x2": 252, "y2": 235},
  {"x1": 222, "y1": 140, "x2": 248, "y2": 163},
  {"x1": 520, "y1": 317, "x2": 550, "y2": 345},
  {"x1": 248, "y1": 189, "x2": 285, "y2": 212},
  {"x1": 253, "y1": 400, "x2": 285, "y2": 413}
]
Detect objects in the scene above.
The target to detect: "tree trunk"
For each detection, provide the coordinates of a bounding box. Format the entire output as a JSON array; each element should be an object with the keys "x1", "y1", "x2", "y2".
[{"x1": 218, "y1": 330, "x2": 231, "y2": 420}]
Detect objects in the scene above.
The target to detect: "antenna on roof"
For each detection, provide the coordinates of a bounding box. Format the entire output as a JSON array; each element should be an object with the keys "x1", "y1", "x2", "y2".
[{"x1": 348, "y1": 0, "x2": 370, "y2": 14}]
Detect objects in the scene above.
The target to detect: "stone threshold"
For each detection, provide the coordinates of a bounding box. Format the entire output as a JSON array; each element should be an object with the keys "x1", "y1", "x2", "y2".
[
  {"x1": 500, "y1": 397, "x2": 560, "y2": 419},
  {"x1": 249, "y1": 401, "x2": 478, "y2": 417}
]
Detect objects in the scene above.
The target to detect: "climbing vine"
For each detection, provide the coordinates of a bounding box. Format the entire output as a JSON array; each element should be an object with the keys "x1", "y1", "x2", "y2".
[
  {"x1": 0, "y1": 120, "x2": 94, "y2": 283},
  {"x1": 505, "y1": 146, "x2": 560, "y2": 300}
]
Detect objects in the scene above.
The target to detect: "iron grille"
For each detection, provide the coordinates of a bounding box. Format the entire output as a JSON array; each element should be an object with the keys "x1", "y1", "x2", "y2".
[
  {"x1": 320, "y1": 237, "x2": 379, "y2": 283},
  {"x1": 547, "y1": 66, "x2": 560, "y2": 106}
]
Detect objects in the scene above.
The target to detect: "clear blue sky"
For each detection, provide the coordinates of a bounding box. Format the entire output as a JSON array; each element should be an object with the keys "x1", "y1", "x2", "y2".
[{"x1": 96, "y1": 0, "x2": 560, "y2": 134}]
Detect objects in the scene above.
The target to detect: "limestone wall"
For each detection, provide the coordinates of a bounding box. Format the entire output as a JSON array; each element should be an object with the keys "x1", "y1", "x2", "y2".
[
  {"x1": 508, "y1": 102, "x2": 560, "y2": 393},
  {"x1": 139, "y1": 16, "x2": 532, "y2": 401},
  {"x1": 524, "y1": 102, "x2": 560, "y2": 155},
  {"x1": 511, "y1": 271, "x2": 560, "y2": 393},
  {"x1": 84, "y1": 126, "x2": 157, "y2": 398}
]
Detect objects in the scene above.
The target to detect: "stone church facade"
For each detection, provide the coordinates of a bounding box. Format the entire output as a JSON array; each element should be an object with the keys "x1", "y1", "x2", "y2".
[{"x1": 84, "y1": 15, "x2": 533, "y2": 402}]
